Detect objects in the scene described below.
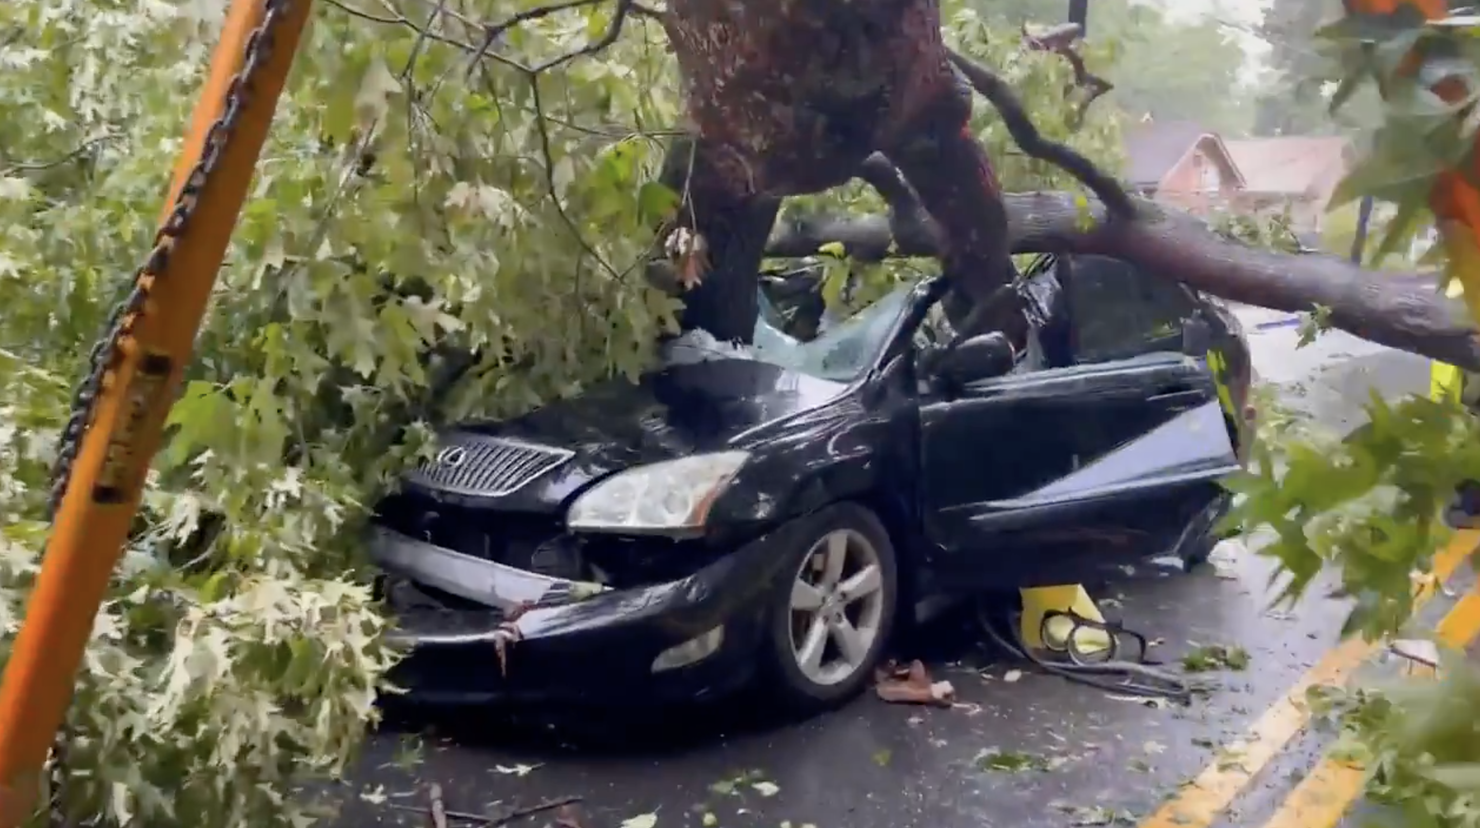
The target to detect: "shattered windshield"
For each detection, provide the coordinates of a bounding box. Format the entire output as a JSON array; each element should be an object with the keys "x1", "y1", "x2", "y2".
[{"x1": 662, "y1": 286, "x2": 914, "y2": 382}]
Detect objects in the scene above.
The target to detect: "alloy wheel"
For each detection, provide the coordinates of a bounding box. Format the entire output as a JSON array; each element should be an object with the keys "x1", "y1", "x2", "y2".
[{"x1": 787, "y1": 528, "x2": 887, "y2": 686}]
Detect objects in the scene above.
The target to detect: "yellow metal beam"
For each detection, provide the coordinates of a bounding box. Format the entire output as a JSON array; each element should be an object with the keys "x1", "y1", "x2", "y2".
[{"x1": 0, "y1": 1, "x2": 313, "y2": 823}]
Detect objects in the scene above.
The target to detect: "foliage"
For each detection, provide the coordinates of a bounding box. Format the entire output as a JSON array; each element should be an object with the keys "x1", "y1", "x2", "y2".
[
  {"x1": 1229, "y1": 392, "x2": 1480, "y2": 639},
  {"x1": 1208, "y1": 202, "x2": 1302, "y2": 252},
  {"x1": 1321, "y1": 200, "x2": 1438, "y2": 268},
  {"x1": 1249, "y1": 0, "x2": 1476, "y2": 138},
  {"x1": 1226, "y1": 8, "x2": 1480, "y2": 632},
  {"x1": 0, "y1": 0, "x2": 1116, "y2": 824},
  {"x1": 1252, "y1": 0, "x2": 1368, "y2": 136},
  {"x1": 1222, "y1": 7, "x2": 1480, "y2": 827},
  {"x1": 1307, "y1": 658, "x2": 1480, "y2": 828},
  {"x1": 973, "y1": 0, "x2": 1256, "y2": 135}
]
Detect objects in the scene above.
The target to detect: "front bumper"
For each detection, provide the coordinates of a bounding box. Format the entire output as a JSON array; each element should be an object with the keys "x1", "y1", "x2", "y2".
[{"x1": 370, "y1": 524, "x2": 797, "y2": 706}]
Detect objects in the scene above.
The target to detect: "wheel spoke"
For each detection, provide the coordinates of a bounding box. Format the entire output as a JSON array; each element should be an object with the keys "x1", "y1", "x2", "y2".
[
  {"x1": 837, "y1": 563, "x2": 881, "y2": 604},
  {"x1": 796, "y1": 615, "x2": 828, "y2": 675},
  {"x1": 791, "y1": 578, "x2": 825, "y2": 611},
  {"x1": 829, "y1": 616, "x2": 868, "y2": 667},
  {"x1": 821, "y1": 532, "x2": 847, "y2": 588}
]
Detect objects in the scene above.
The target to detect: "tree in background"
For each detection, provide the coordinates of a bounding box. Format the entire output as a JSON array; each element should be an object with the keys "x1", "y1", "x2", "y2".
[
  {"x1": 1249, "y1": 0, "x2": 1472, "y2": 137},
  {"x1": 1253, "y1": 0, "x2": 1340, "y2": 136},
  {"x1": 974, "y1": 0, "x2": 1255, "y2": 134}
]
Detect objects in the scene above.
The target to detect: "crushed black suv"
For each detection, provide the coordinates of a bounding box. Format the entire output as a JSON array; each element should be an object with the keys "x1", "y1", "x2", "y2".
[{"x1": 369, "y1": 253, "x2": 1254, "y2": 711}]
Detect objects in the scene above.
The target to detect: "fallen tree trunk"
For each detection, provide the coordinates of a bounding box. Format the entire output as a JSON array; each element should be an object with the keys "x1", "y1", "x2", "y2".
[
  {"x1": 769, "y1": 190, "x2": 1480, "y2": 371},
  {"x1": 378, "y1": 0, "x2": 1480, "y2": 371}
]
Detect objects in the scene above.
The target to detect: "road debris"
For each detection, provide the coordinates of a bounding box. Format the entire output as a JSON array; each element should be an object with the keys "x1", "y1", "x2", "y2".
[
  {"x1": 1051, "y1": 802, "x2": 1136, "y2": 826},
  {"x1": 750, "y1": 781, "x2": 779, "y2": 797},
  {"x1": 392, "y1": 794, "x2": 584, "y2": 826},
  {"x1": 874, "y1": 659, "x2": 955, "y2": 706},
  {"x1": 974, "y1": 748, "x2": 1059, "y2": 773},
  {"x1": 621, "y1": 813, "x2": 658, "y2": 828},
  {"x1": 1391, "y1": 638, "x2": 1440, "y2": 669},
  {"x1": 493, "y1": 763, "x2": 542, "y2": 777},
  {"x1": 429, "y1": 783, "x2": 448, "y2": 828},
  {"x1": 1180, "y1": 643, "x2": 1250, "y2": 672},
  {"x1": 1106, "y1": 694, "x2": 1170, "y2": 709},
  {"x1": 709, "y1": 769, "x2": 771, "y2": 796}
]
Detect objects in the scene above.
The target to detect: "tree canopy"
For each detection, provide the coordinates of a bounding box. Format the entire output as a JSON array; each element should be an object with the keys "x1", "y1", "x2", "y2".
[{"x1": 975, "y1": 0, "x2": 1255, "y2": 133}]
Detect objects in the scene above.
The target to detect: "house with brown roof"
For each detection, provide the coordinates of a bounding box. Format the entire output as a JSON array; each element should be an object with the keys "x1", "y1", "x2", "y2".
[
  {"x1": 1123, "y1": 119, "x2": 1246, "y2": 216},
  {"x1": 1223, "y1": 136, "x2": 1357, "y2": 233}
]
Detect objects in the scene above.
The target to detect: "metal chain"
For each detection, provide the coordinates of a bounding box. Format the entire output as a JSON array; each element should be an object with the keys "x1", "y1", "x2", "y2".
[
  {"x1": 42, "y1": 1, "x2": 294, "y2": 822},
  {"x1": 46, "y1": 0, "x2": 292, "y2": 520}
]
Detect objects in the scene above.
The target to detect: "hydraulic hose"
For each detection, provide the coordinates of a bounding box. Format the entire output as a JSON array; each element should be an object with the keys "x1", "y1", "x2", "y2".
[{"x1": 973, "y1": 601, "x2": 1207, "y2": 703}]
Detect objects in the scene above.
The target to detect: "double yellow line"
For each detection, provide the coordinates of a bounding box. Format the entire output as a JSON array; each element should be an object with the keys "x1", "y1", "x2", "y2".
[{"x1": 1138, "y1": 529, "x2": 1480, "y2": 828}]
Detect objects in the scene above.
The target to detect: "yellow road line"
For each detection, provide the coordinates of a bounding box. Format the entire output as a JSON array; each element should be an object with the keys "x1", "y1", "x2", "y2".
[
  {"x1": 1136, "y1": 529, "x2": 1480, "y2": 828},
  {"x1": 1257, "y1": 586, "x2": 1480, "y2": 828}
]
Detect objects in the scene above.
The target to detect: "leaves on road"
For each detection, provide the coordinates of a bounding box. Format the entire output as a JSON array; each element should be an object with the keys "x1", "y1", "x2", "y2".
[
  {"x1": 749, "y1": 782, "x2": 779, "y2": 798},
  {"x1": 621, "y1": 813, "x2": 658, "y2": 828},
  {"x1": 974, "y1": 749, "x2": 1062, "y2": 773},
  {"x1": 1181, "y1": 644, "x2": 1251, "y2": 673}
]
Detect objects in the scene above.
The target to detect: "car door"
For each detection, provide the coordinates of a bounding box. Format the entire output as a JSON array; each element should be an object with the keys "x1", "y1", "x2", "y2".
[{"x1": 918, "y1": 256, "x2": 1241, "y2": 590}]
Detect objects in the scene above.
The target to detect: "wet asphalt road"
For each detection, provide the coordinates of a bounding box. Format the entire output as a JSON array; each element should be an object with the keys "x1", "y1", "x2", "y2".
[{"x1": 334, "y1": 317, "x2": 1430, "y2": 828}]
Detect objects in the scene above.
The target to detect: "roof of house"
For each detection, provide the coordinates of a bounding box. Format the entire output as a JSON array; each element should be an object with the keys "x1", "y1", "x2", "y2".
[
  {"x1": 1222, "y1": 137, "x2": 1353, "y2": 196},
  {"x1": 1123, "y1": 120, "x2": 1243, "y2": 189}
]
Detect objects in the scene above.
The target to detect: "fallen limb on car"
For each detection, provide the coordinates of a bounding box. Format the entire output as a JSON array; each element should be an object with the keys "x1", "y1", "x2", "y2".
[{"x1": 768, "y1": 190, "x2": 1480, "y2": 371}]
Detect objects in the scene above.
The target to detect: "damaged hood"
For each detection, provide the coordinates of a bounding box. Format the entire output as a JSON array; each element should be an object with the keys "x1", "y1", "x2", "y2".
[{"x1": 427, "y1": 356, "x2": 851, "y2": 508}]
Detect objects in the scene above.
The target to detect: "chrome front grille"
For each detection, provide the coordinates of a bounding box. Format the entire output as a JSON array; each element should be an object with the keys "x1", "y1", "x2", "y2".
[{"x1": 407, "y1": 433, "x2": 572, "y2": 497}]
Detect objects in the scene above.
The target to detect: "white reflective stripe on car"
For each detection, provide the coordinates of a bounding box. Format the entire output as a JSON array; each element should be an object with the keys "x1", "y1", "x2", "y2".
[{"x1": 972, "y1": 399, "x2": 1240, "y2": 513}]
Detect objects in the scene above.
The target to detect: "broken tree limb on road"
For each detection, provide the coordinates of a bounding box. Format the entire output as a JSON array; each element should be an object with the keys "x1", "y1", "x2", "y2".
[{"x1": 767, "y1": 189, "x2": 1480, "y2": 371}]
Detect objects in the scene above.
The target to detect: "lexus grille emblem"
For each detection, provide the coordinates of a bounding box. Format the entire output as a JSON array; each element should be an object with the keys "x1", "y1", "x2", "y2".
[{"x1": 435, "y1": 446, "x2": 469, "y2": 468}]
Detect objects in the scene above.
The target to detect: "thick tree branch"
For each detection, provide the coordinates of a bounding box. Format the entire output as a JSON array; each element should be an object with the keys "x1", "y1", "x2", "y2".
[
  {"x1": 768, "y1": 191, "x2": 1480, "y2": 371},
  {"x1": 946, "y1": 47, "x2": 1136, "y2": 219}
]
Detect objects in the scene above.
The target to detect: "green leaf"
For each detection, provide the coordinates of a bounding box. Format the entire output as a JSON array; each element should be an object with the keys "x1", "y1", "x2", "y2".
[{"x1": 637, "y1": 180, "x2": 680, "y2": 224}]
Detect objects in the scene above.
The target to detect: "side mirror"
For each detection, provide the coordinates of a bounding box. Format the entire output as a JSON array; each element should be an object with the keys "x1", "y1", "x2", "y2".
[
  {"x1": 1182, "y1": 316, "x2": 1212, "y2": 357},
  {"x1": 932, "y1": 332, "x2": 1016, "y2": 388}
]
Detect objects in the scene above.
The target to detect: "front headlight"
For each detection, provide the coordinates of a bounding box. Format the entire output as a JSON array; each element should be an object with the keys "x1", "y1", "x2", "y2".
[{"x1": 566, "y1": 451, "x2": 750, "y2": 535}]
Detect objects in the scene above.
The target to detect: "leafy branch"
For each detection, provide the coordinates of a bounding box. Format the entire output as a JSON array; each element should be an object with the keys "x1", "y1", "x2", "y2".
[
  {"x1": 0, "y1": 132, "x2": 117, "y2": 177},
  {"x1": 1019, "y1": 22, "x2": 1114, "y2": 128}
]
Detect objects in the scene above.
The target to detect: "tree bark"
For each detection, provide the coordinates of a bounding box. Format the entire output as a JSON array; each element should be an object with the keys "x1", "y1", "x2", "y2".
[
  {"x1": 769, "y1": 190, "x2": 1480, "y2": 370},
  {"x1": 631, "y1": 0, "x2": 1479, "y2": 368},
  {"x1": 650, "y1": 0, "x2": 1020, "y2": 342}
]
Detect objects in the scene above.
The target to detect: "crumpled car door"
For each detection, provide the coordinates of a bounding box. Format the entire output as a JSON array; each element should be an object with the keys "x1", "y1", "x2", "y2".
[{"x1": 919, "y1": 352, "x2": 1239, "y2": 590}]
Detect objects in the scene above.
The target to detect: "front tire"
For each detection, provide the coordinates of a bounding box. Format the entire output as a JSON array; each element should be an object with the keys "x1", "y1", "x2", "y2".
[{"x1": 757, "y1": 503, "x2": 899, "y2": 713}]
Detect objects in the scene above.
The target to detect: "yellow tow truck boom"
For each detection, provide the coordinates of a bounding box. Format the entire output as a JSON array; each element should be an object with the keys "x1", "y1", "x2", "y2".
[{"x1": 0, "y1": 0, "x2": 313, "y2": 820}]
